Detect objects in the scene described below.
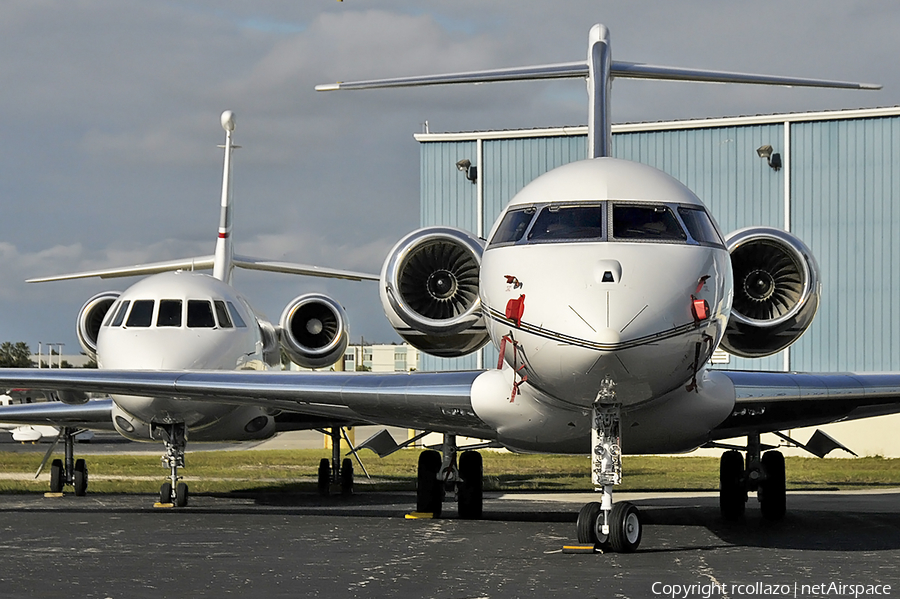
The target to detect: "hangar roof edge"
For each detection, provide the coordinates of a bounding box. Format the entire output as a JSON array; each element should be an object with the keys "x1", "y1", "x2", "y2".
[{"x1": 413, "y1": 105, "x2": 900, "y2": 142}]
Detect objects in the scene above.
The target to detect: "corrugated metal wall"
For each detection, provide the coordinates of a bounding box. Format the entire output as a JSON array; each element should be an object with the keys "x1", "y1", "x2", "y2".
[
  {"x1": 791, "y1": 117, "x2": 900, "y2": 372},
  {"x1": 418, "y1": 114, "x2": 900, "y2": 373}
]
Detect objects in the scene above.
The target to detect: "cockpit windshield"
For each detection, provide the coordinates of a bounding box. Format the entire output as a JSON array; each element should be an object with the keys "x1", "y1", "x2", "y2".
[
  {"x1": 611, "y1": 205, "x2": 687, "y2": 242},
  {"x1": 527, "y1": 205, "x2": 604, "y2": 241},
  {"x1": 490, "y1": 207, "x2": 535, "y2": 246},
  {"x1": 488, "y1": 201, "x2": 722, "y2": 247}
]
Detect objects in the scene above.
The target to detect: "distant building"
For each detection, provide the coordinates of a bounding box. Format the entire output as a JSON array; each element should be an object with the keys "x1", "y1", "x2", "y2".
[{"x1": 286, "y1": 343, "x2": 419, "y2": 373}]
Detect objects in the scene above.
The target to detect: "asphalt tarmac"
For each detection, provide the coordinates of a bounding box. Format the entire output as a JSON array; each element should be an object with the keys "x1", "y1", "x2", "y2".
[{"x1": 0, "y1": 488, "x2": 897, "y2": 599}]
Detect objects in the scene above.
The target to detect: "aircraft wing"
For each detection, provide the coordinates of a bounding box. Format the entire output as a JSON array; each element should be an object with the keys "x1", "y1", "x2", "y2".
[
  {"x1": 3, "y1": 369, "x2": 900, "y2": 448},
  {"x1": 0, "y1": 397, "x2": 116, "y2": 431},
  {"x1": 0, "y1": 370, "x2": 493, "y2": 439},
  {"x1": 712, "y1": 371, "x2": 900, "y2": 440}
]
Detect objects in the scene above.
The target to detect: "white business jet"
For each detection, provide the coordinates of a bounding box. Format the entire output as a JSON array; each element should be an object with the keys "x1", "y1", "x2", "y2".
[
  {"x1": 2, "y1": 25, "x2": 900, "y2": 553},
  {"x1": 0, "y1": 110, "x2": 378, "y2": 506}
]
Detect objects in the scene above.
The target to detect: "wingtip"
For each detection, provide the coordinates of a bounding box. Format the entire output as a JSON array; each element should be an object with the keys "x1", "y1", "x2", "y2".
[
  {"x1": 315, "y1": 83, "x2": 341, "y2": 92},
  {"x1": 860, "y1": 83, "x2": 883, "y2": 90}
]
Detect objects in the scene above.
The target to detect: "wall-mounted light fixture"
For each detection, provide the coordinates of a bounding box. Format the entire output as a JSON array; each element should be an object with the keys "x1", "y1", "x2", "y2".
[
  {"x1": 756, "y1": 145, "x2": 782, "y2": 171},
  {"x1": 456, "y1": 158, "x2": 478, "y2": 183}
]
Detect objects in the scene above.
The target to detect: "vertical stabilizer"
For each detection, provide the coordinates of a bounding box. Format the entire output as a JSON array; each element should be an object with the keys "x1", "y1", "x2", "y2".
[
  {"x1": 213, "y1": 111, "x2": 238, "y2": 283},
  {"x1": 587, "y1": 25, "x2": 612, "y2": 159}
]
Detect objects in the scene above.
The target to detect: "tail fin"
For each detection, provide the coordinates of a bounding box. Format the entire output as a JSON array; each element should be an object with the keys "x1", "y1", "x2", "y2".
[
  {"x1": 213, "y1": 110, "x2": 238, "y2": 283},
  {"x1": 28, "y1": 111, "x2": 379, "y2": 285},
  {"x1": 317, "y1": 23, "x2": 880, "y2": 159}
]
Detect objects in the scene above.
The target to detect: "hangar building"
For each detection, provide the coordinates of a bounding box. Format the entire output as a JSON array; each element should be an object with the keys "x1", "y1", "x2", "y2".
[{"x1": 415, "y1": 106, "x2": 900, "y2": 457}]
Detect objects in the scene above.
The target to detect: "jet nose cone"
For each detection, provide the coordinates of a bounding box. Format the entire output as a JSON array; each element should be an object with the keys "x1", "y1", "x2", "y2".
[{"x1": 596, "y1": 327, "x2": 621, "y2": 346}]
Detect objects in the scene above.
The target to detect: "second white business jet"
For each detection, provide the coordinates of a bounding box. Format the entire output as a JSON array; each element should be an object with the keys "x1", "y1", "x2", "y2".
[
  {"x1": 2, "y1": 25, "x2": 900, "y2": 553},
  {"x1": 2, "y1": 111, "x2": 377, "y2": 506}
]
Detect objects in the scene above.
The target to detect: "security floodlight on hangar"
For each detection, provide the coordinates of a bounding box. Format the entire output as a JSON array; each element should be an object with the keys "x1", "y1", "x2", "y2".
[{"x1": 415, "y1": 107, "x2": 900, "y2": 456}]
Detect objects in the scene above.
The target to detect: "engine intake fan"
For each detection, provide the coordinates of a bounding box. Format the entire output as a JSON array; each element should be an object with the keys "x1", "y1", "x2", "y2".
[
  {"x1": 721, "y1": 227, "x2": 820, "y2": 358},
  {"x1": 279, "y1": 294, "x2": 349, "y2": 369},
  {"x1": 381, "y1": 227, "x2": 489, "y2": 357}
]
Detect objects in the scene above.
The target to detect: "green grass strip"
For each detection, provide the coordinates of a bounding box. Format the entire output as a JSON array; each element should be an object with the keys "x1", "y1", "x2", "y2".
[{"x1": 0, "y1": 450, "x2": 898, "y2": 495}]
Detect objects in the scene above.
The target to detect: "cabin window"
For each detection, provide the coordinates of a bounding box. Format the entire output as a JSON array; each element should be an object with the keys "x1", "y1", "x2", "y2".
[
  {"x1": 110, "y1": 301, "x2": 130, "y2": 327},
  {"x1": 528, "y1": 205, "x2": 605, "y2": 242},
  {"x1": 125, "y1": 300, "x2": 155, "y2": 327},
  {"x1": 157, "y1": 299, "x2": 183, "y2": 327},
  {"x1": 187, "y1": 300, "x2": 216, "y2": 328},
  {"x1": 214, "y1": 300, "x2": 233, "y2": 328},
  {"x1": 612, "y1": 204, "x2": 687, "y2": 242},
  {"x1": 489, "y1": 207, "x2": 536, "y2": 246},
  {"x1": 227, "y1": 301, "x2": 247, "y2": 328},
  {"x1": 678, "y1": 207, "x2": 725, "y2": 247}
]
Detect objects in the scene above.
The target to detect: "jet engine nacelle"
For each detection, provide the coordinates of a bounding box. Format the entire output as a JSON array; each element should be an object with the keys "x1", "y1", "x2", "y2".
[
  {"x1": 720, "y1": 227, "x2": 821, "y2": 358},
  {"x1": 279, "y1": 293, "x2": 349, "y2": 369},
  {"x1": 380, "y1": 227, "x2": 489, "y2": 357},
  {"x1": 76, "y1": 291, "x2": 121, "y2": 360}
]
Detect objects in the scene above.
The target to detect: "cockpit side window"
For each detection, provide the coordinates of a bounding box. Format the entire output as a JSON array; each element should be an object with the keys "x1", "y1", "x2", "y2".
[
  {"x1": 214, "y1": 300, "x2": 233, "y2": 328},
  {"x1": 102, "y1": 301, "x2": 120, "y2": 327},
  {"x1": 226, "y1": 301, "x2": 247, "y2": 328},
  {"x1": 489, "y1": 207, "x2": 536, "y2": 247},
  {"x1": 110, "y1": 301, "x2": 130, "y2": 327},
  {"x1": 187, "y1": 300, "x2": 216, "y2": 328},
  {"x1": 612, "y1": 205, "x2": 687, "y2": 242},
  {"x1": 678, "y1": 206, "x2": 725, "y2": 247},
  {"x1": 527, "y1": 205, "x2": 605, "y2": 242},
  {"x1": 157, "y1": 299, "x2": 183, "y2": 327},
  {"x1": 125, "y1": 300, "x2": 155, "y2": 327}
]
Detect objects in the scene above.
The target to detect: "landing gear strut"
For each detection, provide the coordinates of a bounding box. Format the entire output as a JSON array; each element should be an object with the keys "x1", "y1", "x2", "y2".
[
  {"x1": 153, "y1": 422, "x2": 188, "y2": 507},
  {"x1": 576, "y1": 377, "x2": 642, "y2": 553},
  {"x1": 44, "y1": 427, "x2": 88, "y2": 496},
  {"x1": 718, "y1": 432, "x2": 786, "y2": 521}
]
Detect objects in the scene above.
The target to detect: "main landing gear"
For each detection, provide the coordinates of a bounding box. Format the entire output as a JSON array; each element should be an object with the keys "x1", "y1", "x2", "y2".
[
  {"x1": 718, "y1": 432, "x2": 786, "y2": 521},
  {"x1": 43, "y1": 427, "x2": 88, "y2": 496},
  {"x1": 153, "y1": 422, "x2": 189, "y2": 507},
  {"x1": 576, "y1": 377, "x2": 642, "y2": 553},
  {"x1": 416, "y1": 433, "x2": 484, "y2": 519},
  {"x1": 317, "y1": 427, "x2": 368, "y2": 496}
]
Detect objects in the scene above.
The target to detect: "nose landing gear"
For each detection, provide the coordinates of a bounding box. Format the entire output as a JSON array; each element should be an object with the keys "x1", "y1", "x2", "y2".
[
  {"x1": 575, "y1": 377, "x2": 642, "y2": 553},
  {"x1": 153, "y1": 422, "x2": 188, "y2": 507}
]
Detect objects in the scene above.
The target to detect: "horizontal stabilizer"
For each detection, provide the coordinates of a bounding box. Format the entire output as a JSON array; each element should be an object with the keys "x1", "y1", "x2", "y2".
[
  {"x1": 28, "y1": 255, "x2": 378, "y2": 283},
  {"x1": 317, "y1": 60, "x2": 880, "y2": 92},
  {"x1": 27, "y1": 256, "x2": 216, "y2": 282}
]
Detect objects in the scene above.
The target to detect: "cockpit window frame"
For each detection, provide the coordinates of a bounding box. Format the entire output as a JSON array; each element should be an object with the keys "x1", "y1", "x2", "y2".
[
  {"x1": 125, "y1": 299, "x2": 155, "y2": 328},
  {"x1": 525, "y1": 203, "x2": 607, "y2": 243},
  {"x1": 610, "y1": 202, "x2": 688, "y2": 244},
  {"x1": 677, "y1": 205, "x2": 726, "y2": 248},
  {"x1": 157, "y1": 299, "x2": 183, "y2": 328},
  {"x1": 488, "y1": 206, "x2": 538, "y2": 247},
  {"x1": 187, "y1": 299, "x2": 217, "y2": 329}
]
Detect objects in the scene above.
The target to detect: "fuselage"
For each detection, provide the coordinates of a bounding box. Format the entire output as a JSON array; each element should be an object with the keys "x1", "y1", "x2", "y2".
[
  {"x1": 95, "y1": 271, "x2": 275, "y2": 440},
  {"x1": 479, "y1": 158, "x2": 733, "y2": 408}
]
